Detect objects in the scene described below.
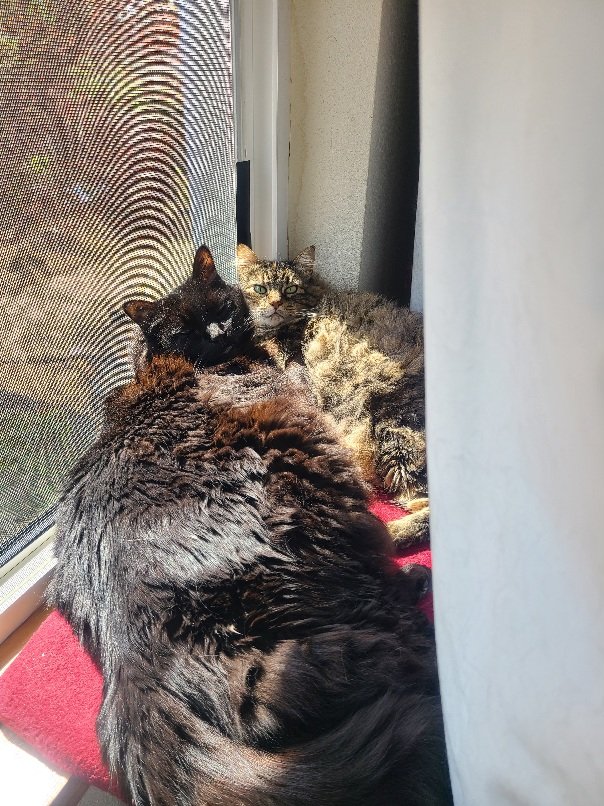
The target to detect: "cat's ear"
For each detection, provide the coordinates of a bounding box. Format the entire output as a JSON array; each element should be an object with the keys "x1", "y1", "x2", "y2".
[
  {"x1": 192, "y1": 244, "x2": 218, "y2": 283},
  {"x1": 236, "y1": 244, "x2": 259, "y2": 277},
  {"x1": 293, "y1": 245, "x2": 315, "y2": 276},
  {"x1": 123, "y1": 300, "x2": 155, "y2": 326}
]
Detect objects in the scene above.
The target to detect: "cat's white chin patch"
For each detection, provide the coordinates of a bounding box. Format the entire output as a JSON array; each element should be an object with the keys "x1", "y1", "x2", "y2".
[{"x1": 206, "y1": 317, "x2": 233, "y2": 339}]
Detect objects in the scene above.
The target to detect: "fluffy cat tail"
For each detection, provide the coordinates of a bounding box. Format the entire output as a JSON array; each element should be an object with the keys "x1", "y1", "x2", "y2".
[
  {"x1": 102, "y1": 675, "x2": 450, "y2": 806},
  {"x1": 190, "y1": 690, "x2": 452, "y2": 806}
]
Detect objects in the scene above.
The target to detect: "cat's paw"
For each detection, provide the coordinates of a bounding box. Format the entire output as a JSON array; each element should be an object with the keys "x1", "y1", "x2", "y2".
[
  {"x1": 387, "y1": 508, "x2": 430, "y2": 548},
  {"x1": 398, "y1": 563, "x2": 432, "y2": 603},
  {"x1": 398, "y1": 496, "x2": 430, "y2": 514}
]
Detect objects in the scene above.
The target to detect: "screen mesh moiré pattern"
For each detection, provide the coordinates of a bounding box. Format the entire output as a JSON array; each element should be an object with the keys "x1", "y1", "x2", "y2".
[{"x1": 0, "y1": 0, "x2": 235, "y2": 565}]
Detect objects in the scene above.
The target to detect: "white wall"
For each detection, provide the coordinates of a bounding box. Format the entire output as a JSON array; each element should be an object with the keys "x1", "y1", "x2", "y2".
[
  {"x1": 421, "y1": 3, "x2": 604, "y2": 804},
  {"x1": 288, "y1": 0, "x2": 419, "y2": 301},
  {"x1": 288, "y1": 0, "x2": 382, "y2": 287}
]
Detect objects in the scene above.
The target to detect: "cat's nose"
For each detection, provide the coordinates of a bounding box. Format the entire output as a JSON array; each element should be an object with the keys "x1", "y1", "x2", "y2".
[{"x1": 271, "y1": 299, "x2": 283, "y2": 309}]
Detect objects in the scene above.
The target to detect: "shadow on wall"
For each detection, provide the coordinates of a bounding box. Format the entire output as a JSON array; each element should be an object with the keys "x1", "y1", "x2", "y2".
[{"x1": 359, "y1": 0, "x2": 420, "y2": 306}]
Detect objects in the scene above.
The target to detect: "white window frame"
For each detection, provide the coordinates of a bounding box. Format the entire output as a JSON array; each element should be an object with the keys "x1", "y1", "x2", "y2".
[
  {"x1": 0, "y1": 0, "x2": 290, "y2": 646},
  {"x1": 0, "y1": 527, "x2": 55, "y2": 644},
  {"x1": 232, "y1": 0, "x2": 290, "y2": 260}
]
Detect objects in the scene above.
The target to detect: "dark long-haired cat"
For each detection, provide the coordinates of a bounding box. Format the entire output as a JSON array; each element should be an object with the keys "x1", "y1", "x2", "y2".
[
  {"x1": 49, "y1": 246, "x2": 451, "y2": 805},
  {"x1": 237, "y1": 244, "x2": 429, "y2": 545}
]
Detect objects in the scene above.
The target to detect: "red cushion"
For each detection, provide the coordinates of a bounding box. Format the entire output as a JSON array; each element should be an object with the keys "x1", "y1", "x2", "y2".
[{"x1": 0, "y1": 499, "x2": 431, "y2": 793}]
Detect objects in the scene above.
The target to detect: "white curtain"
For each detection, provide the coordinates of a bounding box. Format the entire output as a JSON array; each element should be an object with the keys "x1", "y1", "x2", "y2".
[{"x1": 421, "y1": 3, "x2": 604, "y2": 804}]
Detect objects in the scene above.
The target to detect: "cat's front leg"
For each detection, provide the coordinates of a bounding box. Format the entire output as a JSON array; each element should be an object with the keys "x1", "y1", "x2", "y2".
[{"x1": 387, "y1": 504, "x2": 430, "y2": 548}]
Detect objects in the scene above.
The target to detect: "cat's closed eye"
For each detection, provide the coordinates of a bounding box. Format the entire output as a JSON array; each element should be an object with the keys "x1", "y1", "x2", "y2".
[{"x1": 168, "y1": 325, "x2": 193, "y2": 340}]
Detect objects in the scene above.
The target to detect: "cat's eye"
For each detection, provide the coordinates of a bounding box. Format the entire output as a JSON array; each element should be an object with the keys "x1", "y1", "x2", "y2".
[
  {"x1": 252, "y1": 285, "x2": 268, "y2": 295},
  {"x1": 284, "y1": 284, "x2": 298, "y2": 296}
]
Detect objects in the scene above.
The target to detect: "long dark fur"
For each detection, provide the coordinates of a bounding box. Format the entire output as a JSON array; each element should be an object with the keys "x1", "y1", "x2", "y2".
[{"x1": 49, "y1": 247, "x2": 451, "y2": 805}]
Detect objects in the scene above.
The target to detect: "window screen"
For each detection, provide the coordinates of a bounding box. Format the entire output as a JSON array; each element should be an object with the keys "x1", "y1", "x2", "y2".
[{"x1": 0, "y1": 0, "x2": 236, "y2": 566}]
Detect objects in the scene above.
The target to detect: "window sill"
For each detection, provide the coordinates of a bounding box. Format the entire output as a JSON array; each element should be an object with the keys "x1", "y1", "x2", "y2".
[
  {"x1": 0, "y1": 527, "x2": 56, "y2": 646},
  {"x1": 0, "y1": 609, "x2": 119, "y2": 805}
]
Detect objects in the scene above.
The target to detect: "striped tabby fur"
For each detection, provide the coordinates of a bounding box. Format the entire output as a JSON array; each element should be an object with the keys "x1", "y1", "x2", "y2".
[{"x1": 237, "y1": 245, "x2": 429, "y2": 547}]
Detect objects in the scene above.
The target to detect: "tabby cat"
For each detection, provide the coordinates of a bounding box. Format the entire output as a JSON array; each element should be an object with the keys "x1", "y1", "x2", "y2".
[
  {"x1": 237, "y1": 244, "x2": 429, "y2": 545},
  {"x1": 50, "y1": 246, "x2": 451, "y2": 806},
  {"x1": 236, "y1": 244, "x2": 327, "y2": 367}
]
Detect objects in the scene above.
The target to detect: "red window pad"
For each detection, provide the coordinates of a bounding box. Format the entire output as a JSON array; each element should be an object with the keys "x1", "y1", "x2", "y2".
[{"x1": 0, "y1": 498, "x2": 431, "y2": 794}]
